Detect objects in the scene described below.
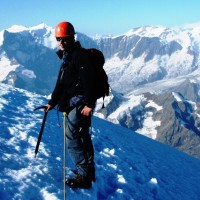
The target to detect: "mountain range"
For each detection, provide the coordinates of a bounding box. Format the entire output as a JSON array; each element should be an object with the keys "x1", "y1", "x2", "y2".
[{"x1": 1, "y1": 23, "x2": 200, "y2": 159}]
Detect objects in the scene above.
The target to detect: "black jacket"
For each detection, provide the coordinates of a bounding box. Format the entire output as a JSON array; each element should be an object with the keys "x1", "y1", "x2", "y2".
[{"x1": 48, "y1": 41, "x2": 97, "y2": 112}]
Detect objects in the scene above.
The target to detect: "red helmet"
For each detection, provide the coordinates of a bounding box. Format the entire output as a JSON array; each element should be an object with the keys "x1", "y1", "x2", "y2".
[{"x1": 55, "y1": 21, "x2": 75, "y2": 37}]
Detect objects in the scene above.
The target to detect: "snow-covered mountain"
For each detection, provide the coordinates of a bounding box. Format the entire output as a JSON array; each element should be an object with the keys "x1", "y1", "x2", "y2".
[
  {"x1": 1, "y1": 83, "x2": 200, "y2": 200},
  {"x1": 0, "y1": 24, "x2": 60, "y2": 94},
  {"x1": 2, "y1": 23, "x2": 200, "y2": 95},
  {"x1": 1, "y1": 23, "x2": 200, "y2": 159}
]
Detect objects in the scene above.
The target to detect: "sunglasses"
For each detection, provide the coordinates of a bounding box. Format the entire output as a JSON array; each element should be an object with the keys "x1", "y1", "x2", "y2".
[{"x1": 56, "y1": 37, "x2": 71, "y2": 42}]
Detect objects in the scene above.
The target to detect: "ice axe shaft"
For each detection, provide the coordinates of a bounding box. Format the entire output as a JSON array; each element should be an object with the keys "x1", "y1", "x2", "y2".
[{"x1": 34, "y1": 106, "x2": 48, "y2": 158}]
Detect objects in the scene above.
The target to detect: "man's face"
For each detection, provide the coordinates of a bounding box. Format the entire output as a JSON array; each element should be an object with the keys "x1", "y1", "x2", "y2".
[{"x1": 56, "y1": 36, "x2": 74, "y2": 52}]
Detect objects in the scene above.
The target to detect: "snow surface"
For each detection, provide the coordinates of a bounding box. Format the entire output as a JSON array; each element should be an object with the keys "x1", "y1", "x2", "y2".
[
  {"x1": 1, "y1": 83, "x2": 200, "y2": 200},
  {"x1": 0, "y1": 30, "x2": 4, "y2": 46},
  {"x1": 137, "y1": 100, "x2": 162, "y2": 139},
  {"x1": 0, "y1": 54, "x2": 19, "y2": 82}
]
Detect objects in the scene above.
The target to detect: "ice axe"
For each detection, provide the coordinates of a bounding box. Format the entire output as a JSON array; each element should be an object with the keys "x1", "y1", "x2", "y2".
[{"x1": 34, "y1": 106, "x2": 48, "y2": 158}]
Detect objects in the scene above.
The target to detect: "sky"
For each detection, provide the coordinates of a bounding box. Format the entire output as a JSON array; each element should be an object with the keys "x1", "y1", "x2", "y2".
[
  {"x1": 1, "y1": 82, "x2": 200, "y2": 200},
  {"x1": 1, "y1": 0, "x2": 200, "y2": 36}
]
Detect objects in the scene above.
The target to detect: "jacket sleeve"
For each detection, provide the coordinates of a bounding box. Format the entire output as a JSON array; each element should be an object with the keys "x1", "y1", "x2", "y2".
[{"x1": 78, "y1": 50, "x2": 97, "y2": 108}]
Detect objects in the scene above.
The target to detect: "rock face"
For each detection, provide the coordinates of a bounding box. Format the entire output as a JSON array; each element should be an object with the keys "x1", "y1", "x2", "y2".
[
  {"x1": 103, "y1": 81, "x2": 200, "y2": 159},
  {"x1": 101, "y1": 35, "x2": 182, "y2": 61},
  {"x1": 144, "y1": 91, "x2": 200, "y2": 159},
  {"x1": 1, "y1": 24, "x2": 200, "y2": 159}
]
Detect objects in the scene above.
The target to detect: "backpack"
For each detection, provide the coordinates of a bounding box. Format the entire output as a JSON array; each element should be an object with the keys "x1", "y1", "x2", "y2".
[{"x1": 86, "y1": 48, "x2": 109, "y2": 106}]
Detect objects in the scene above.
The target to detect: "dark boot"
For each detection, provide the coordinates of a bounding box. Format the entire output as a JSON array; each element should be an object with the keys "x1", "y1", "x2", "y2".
[
  {"x1": 72, "y1": 166, "x2": 95, "y2": 182},
  {"x1": 88, "y1": 165, "x2": 96, "y2": 182},
  {"x1": 66, "y1": 174, "x2": 92, "y2": 189}
]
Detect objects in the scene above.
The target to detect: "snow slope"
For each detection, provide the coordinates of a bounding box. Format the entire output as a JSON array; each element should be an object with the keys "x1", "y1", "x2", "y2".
[{"x1": 1, "y1": 83, "x2": 200, "y2": 200}]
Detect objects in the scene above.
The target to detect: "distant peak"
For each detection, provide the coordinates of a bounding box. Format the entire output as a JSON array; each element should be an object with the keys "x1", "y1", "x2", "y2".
[
  {"x1": 124, "y1": 25, "x2": 167, "y2": 38},
  {"x1": 30, "y1": 23, "x2": 48, "y2": 30},
  {"x1": 6, "y1": 23, "x2": 50, "y2": 33},
  {"x1": 7, "y1": 25, "x2": 27, "y2": 33}
]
